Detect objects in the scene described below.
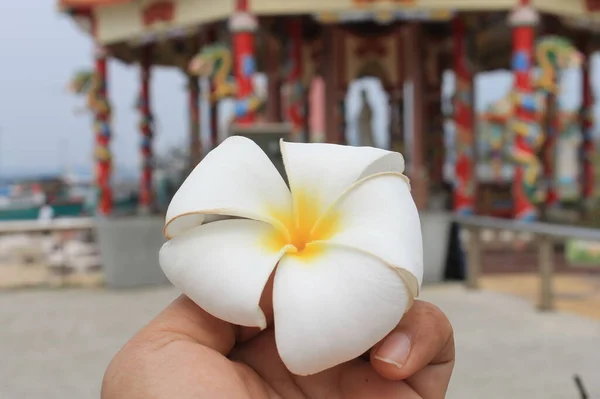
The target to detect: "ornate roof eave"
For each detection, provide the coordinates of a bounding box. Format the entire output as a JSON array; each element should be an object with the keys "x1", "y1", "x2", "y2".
[
  {"x1": 313, "y1": 8, "x2": 455, "y2": 24},
  {"x1": 57, "y1": 0, "x2": 135, "y2": 37},
  {"x1": 560, "y1": 15, "x2": 600, "y2": 33},
  {"x1": 58, "y1": 0, "x2": 133, "y2": 10}
]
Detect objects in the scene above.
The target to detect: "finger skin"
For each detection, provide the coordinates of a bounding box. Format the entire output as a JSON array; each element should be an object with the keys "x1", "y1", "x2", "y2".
[
  {"x1": 232, "y1": 328, "x2": 422, "y2": 399},
  {"x1": 143, "y1": 295, "x2": 238, "y2": 354},
  {"x1": 102, "y1": 295, "x2": 454, "y2": 399},
  {"x1": 370, "y1": 300, "x2": 455, "y2": 398},
  {"x1": 101, "y1": 295, "x2": 251, "y2": 399}
]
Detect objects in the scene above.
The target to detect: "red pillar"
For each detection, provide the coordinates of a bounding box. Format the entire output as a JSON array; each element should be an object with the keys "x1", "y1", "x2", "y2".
[
  {"x1": 452, "y1": 16, "x2": 475, "y2": 215},
  {"x1": 230, "y1": 0, "x2": 257, "y2": 125},
  {"x1": 509, "y1": 0, "x2": 540, "y2": 221},
  {"x1": 94, "y1": 46, "x2": 112, "y2": 216},
  {"x1": 138, "y1": 45, "x2": 153, "y2": 212},
  {"x1": 285, "y1": 18, "x2": 305, "y2": 141},
  {"x1": 581, "y1": 44, "x2": 595, "y2": 208}
]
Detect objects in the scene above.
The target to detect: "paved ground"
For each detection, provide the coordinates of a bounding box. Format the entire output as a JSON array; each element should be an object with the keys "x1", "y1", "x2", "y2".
[
  {"x1": 1, "y1": 284, "x2": 599, "y2": 399},
  {"x1": 481, "y1": 273, "x2": 600, "y2": 320}
]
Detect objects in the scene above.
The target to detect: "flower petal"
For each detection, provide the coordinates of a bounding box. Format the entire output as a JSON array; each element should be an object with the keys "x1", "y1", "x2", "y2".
[
  {"x1": 165, "y1": 136, "x2": 292, "y2": 239},
  {"x1": 273, "y1": 244, "x2": 410, "y2": 376},
  {"x1": 159, "y1": 219, "x2": 290, "y2": 328},
  {"x1": 314, "y1": 172, "x2": 422, "y2": 296},
  {"x1": 280, "y1": 141, "x2": 404, "y2": 222}
]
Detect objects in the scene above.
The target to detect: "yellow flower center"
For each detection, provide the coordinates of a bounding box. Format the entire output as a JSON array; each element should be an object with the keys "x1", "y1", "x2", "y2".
[{"x1": 265, "y1": 189, "x2": 340, "y2": 259}]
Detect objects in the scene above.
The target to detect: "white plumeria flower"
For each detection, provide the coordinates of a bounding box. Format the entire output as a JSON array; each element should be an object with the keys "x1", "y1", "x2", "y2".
[{"x1": 159, "y1": 136, "x2": 423, "y2": 376}]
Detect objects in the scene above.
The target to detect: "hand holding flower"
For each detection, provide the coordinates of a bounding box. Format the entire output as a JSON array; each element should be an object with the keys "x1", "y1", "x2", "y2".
[
  {"x1": 101, "y1": 137, "x2": 455, "y2": 399},
  {"x1": 102, "y1": 295, "x2": 454, "y2": 398}
]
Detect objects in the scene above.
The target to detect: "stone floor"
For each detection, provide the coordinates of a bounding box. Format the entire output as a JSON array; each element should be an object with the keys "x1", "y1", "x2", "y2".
[
  {"x1": 1, "y1": 284, "x2": 599, "y2": 399},
  {"x1": 0, "y1": 263, "x2": 104, "y2": 289},
  {"x1": 481, "y1": 273, "x2": 600, "y2": 320}
]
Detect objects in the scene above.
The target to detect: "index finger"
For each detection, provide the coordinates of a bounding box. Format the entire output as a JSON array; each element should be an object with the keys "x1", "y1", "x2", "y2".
[
  {"x1": 132, "y1": 273, "x2": 275, "y2": 356},
  {"x1": 136, "y1": 294, "x2": 238, "y2": 355}
]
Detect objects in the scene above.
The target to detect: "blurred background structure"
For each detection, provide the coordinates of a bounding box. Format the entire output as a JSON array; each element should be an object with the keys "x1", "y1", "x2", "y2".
[{"x1": 2, "y1": 0, "x2": 600, "y2": 397}]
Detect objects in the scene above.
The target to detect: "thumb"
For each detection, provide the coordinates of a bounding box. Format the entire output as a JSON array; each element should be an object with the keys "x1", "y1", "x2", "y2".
[{"x1": 369, "y1": 300, "x2": 455, "y2": 398}]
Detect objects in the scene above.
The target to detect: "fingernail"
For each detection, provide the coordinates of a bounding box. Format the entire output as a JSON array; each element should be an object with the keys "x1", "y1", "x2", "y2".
[{"x1": 374, "y1": 332, "x2": 411, "y2": 369}]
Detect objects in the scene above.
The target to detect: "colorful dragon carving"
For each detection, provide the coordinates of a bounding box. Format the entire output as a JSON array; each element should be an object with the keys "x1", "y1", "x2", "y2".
[
  {"x1": 481, "y1": 36, "x2": 581, "y2": 218},
  {"x1": 68, "y1": 67, "x2": 114, "y2": 215},
  {"x1": 480, "y1": 97, "x2": 512, "y2": 180},
  {"x1": 555, "y1": 111, "x2": 582, "y2": 200},
  {"x1": 68, "y1": 69, "x2": 112, "y2": 168},
  {"x1": 69, "y1": 70, "x2": 111, "y2": 116},
  {"x1": 496, "y1": 36, "x2": 581, "y2": 217},
  {"x1": 188, "y1": 43, "x2": 263, "y2": 120}
]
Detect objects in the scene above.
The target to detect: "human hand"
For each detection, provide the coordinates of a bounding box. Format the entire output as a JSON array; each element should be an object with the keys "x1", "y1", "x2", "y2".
[{"x1": 102, "y1": 294, "x2": 454, "y2": 398}]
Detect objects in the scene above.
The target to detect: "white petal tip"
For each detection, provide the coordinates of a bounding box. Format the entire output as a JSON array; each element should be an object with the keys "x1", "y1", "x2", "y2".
[
  {"x1": 400, "y1": 174, "x2": 412, "y2": 190},
  {"x1": 373, "y1": 356, "x2": 403, "y2": 369},
  {"x1": 256, "y1": 312, "x2": 267, "y2": 330},
  {"x1": 281, "y1": 362, "x2": 321, "y2": 377},
  {"x1": 288, "y1": 370, "x2": 312, "y2": 377}
]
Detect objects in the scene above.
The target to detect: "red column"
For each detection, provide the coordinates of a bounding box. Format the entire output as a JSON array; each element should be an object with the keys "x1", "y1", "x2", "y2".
[
  {"x1": 581, "y1": 45, "x2": 595, "y2": 208},
  {"x1": 230, "y1": 0, "x2": 257, "y2": 125},
  {"x1": 508, "y1": 1, "x2": 540, "y2": 221},
  {"x1": 138, "y1": 45, "x2": 153, "y2": 212},
  {"x1": 285, "y1": 18, "x2": 305, "y2": 141},
  {"x1": 94, "y1": 46, "x2": 113, "y2": 216},
  {"x1": 452, "y1": 16, "x2": 475, "y2": 215}
]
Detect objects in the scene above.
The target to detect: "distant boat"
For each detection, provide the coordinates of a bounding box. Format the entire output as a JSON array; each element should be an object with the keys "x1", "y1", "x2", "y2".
[
  {"x1": 0, "y1": 176, "x2": 139, "y2": 221},
  {"x1": 0, "y1": 184, "x2": 85, "y2": 221}
]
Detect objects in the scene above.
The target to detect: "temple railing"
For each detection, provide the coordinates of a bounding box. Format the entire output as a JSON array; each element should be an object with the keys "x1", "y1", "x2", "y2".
[
  {"x1": 0, "y1": 217, "x2": 99, "y2": 290},
  {"x1": 453, "y1": 215, "x2": 600, "y2": 311},
  {"x1": 0, "y1": 218, "x2": 95, "y2": 234}
]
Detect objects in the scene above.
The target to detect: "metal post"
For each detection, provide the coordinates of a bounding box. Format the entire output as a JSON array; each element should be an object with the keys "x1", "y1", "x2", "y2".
[
  {"x1": 538, "y1": 235, "x2": 554, "y2": 311},
  {"x1": 466, "y1": 226, "x2": 481, "y2": 289},
  {"x1": 187, "y1": 74, "x2": 201, "y2": 168}
]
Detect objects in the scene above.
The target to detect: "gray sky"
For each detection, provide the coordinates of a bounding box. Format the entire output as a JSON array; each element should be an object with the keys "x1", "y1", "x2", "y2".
[
  {"x1": 0, "y1": 0, "x2": 188, "y2": 177},
  {"x1": 0, "y1": 0, "x2": 591, "y2": 177}
]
